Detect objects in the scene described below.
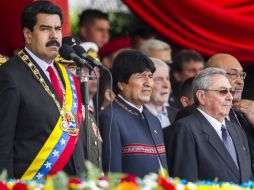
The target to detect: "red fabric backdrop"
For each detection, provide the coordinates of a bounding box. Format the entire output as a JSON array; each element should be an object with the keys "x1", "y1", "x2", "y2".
[
  {"x1": 0, "y1": 0, "x2": 70, "y2": 57},
  {"x1": 123, "y1": 0, "x2": 254, "y2": 65}
]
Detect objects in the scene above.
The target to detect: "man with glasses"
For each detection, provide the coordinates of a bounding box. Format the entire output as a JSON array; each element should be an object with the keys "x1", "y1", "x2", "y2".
[
  {"x1": 207, "y1": 53, "x2": 254, "y2": 174},
  {"x1": 167, "y1": 67, "x2": 252, "y2": 183}
]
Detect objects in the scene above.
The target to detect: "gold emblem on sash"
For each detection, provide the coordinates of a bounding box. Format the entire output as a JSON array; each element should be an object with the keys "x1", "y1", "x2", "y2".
[{"x1": 61, "y1": 112, "x2": 79, "y2": 136}]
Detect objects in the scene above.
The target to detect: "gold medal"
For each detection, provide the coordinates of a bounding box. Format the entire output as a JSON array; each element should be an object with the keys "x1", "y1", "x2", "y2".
[
  {"x1": 62, "y1": 112, "x2": 79, "y2": 136},
  {"x1": 60, "y1": 120, "x2": 69, "y2": 131}
]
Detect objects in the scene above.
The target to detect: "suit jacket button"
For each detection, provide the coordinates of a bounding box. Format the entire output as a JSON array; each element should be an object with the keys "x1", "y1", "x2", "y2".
[
  {"x1": 94, "y1": 141, "x2": 97, "y2": 146},
  {"x1": 243, "y1": 146, "x2": 246, "y2": 151}
]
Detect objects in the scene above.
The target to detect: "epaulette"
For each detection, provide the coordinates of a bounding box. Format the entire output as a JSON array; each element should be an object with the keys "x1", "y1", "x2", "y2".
[{"x1": 0, "y1": 54, "x2": 7, "y2": 65}]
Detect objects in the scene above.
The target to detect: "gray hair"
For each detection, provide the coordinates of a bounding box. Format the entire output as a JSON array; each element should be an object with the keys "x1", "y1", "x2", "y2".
[
  {"x1": 192, "y1": 67, "x2": 226, "y2": 105},
  {"x1": 149, "y1": 57, "x2": 170, "y2": 72},
  {"x1": 140, "y1": 39, "x2": 171, "y2": 56}
]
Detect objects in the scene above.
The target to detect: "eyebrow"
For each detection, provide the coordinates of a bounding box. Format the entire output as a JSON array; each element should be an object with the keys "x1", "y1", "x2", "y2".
[{"x1": 40, "y1": 25, "x2": 62, "y2": 29}]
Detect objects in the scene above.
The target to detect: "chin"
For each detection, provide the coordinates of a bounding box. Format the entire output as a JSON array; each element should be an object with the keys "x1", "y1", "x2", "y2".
[{"x1": 141, "y1": 97, "x2": 151, "y2": 103}]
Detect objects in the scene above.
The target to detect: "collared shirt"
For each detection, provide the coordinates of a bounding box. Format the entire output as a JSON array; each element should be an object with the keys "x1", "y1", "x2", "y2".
[
  {"x1": 145, "y1": 104, "x2": 170, "y2": 128},
  {"x1": 25, "y1": 47, "x2": 54, "y2": 80},
  {"x1": 197, "y1": 108, "x2": 226, "y2": 140},
  {"x1": 118, "y1": 94, "x2": 143, "y2": 113}
]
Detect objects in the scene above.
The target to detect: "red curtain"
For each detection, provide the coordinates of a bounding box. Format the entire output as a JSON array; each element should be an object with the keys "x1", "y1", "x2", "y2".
[
  {"x1": 0, "y1": 0, "x2": 70, "y2": 57},
  {"x1": 123, "y1": 0, "x2": 254, "y2": 65}
]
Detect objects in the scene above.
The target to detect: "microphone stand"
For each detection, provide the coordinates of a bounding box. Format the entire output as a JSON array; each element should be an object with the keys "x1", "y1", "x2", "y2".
[{"x1": 77, "y1": 66, "x2": 91, "y2": 161}]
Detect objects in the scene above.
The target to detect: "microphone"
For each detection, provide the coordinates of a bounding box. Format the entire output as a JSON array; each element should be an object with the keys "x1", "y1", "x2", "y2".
[
  {"x1": 62, "y1": 36, "x2": 80, "y2": 46},
  {"x1": 59, "y1": 44, "x2": 93, "y2": 70},
  {"x1": 73, "y1": 45, "x2": 103, "y2": 68}
]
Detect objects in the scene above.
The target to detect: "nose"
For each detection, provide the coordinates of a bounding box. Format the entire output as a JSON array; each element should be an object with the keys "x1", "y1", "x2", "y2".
[
  {"x1": 143, "y1": 75, "x2": 153, "y2": 87},
  {"x1": 235, "y1": 76, "x2": 244, "y2": 86},
  {"x1": 50, "y1": 29, "x2": 58, "y2": 39},
  {"x1": 162, "y1": 79, "x2": 170, "y2": 88},
  {"x1": 226, "y1": 90, "x2": 234, "y2": 101}
]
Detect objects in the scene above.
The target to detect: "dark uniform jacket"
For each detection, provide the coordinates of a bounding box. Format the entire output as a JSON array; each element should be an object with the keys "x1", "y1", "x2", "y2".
[
  {"x1": 0, "y1": 50, "x2": 85, "y2": 178},
  {"x1": 99, "y1": 95, "x2": 168, "y2": 177}
]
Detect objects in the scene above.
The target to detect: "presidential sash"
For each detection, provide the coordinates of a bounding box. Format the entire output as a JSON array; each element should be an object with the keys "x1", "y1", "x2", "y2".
[{"x1": 19, "y1": 51, "x2": 82, "y2": 180}]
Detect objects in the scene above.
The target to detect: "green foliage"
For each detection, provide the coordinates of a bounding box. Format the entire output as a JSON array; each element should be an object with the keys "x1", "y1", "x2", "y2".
[
  {"x1": 51, "y1": 172, "x2": 69, "y2": 190},
  {"x1": 80, "y1": 161, "x2": 103, "y2": 180},
  {"x1": 0, "y1": 169, "x2": 7, "y2": 181}
]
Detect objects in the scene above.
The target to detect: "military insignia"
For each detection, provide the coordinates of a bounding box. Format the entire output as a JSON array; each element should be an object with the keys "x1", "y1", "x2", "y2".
[
  {"x1": 0, "y1": 54, "x2": 7, "y2": 65},
  {"x1": 22, "y1": 55, "x2": 29, "y2": 61},
  {"x1": 91, "y1": 121, "x2": 102, "y2": 142},
  {"x1": 61, "y1": 112, "x2": 79, "y2": 136},
  {"x1": 34, "y1": 69, "x2": 39, "y2": 75}
]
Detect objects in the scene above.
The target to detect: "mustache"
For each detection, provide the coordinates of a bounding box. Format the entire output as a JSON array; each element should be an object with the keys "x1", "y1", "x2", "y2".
[{"x1": 46, "y1": 40, "x2": 60, "y2": 47}]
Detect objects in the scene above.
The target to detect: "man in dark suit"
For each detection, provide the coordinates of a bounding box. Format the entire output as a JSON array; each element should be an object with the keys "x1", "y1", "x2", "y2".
[
  {"x1": 207, "y1": 53, "x2": 254, "y2": 173},
  {"x1": 100, "y1": 50, "x2": 167, "y2": 177},
  {"x1": 167, "y1": 67, "x2": 252, "y2": 183},
  {"x1": 0, "y1": 1, "x2": 85, "y2": 180}
]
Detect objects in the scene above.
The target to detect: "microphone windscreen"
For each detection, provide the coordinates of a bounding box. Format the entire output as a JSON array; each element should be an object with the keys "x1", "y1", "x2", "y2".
[
  {"x1": 59, "y1": 44, "x2": 75, "y2": 60},
  {"x1": 62, "y1": 36, "x2": 80, "y2": 46},
  {"x1": 73, "y1": 45, "x2": 86, "y2": 57}
]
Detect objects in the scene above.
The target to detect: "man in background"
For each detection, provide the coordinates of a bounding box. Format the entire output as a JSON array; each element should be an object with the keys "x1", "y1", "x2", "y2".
[{"x1": 78, "y1": 9, "x2": 110, "y2": 48}]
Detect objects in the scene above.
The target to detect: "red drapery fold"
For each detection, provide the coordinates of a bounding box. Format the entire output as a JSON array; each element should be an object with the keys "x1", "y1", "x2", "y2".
[{"x1": 123, "y1": 0, "x2": 254, "y2": 65}]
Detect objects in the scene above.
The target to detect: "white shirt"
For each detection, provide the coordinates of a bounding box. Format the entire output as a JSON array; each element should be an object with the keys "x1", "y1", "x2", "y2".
[
  {"x1": 25, "y1": 47, "x2": 54, "y2": 80},
  {"x1": 197, "y1": 108, "x2": 226, "y2": 140},
  {"x1": 145, "y1": 104, "x2": 170, "y2": 128}
]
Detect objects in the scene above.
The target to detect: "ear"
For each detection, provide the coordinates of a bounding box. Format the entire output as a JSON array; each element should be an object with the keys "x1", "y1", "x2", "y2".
[
  {"x1": 104, "y1": 89, "x2": 115, "y2": 102},
  {"x1": 173, "y1": 72, "x2": 181, "y2": 83},
  {"x1": 23, "y1": 27, "x2": 32, "y2": 44},
  {"x1": 180, "y1": 96, "x2": 190, "y2": 107},
  {"x1": 79, "y1": 26, "x2": 88, "y2": 39},
  {"x1": 196, "y1": 90, "x2": 206, "y2": 106},
  {"x1": 117, "y1": 82, "x2": 125, "y2": 92}
]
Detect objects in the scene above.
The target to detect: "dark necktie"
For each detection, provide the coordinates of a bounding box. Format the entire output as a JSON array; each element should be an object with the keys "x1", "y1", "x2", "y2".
[
  {"x1": 221, "y1": 125, "x2": 239, "y2": 169},
  {"x1": 47, "y1": 66, "x2": 63, "y2": 103}
]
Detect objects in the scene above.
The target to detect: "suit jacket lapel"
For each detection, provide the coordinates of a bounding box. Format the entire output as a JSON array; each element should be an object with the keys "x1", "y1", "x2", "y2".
[
  {"x1": 167, "y1": 107, "x2": 175, "y2": 124},
  {"x1": 22, "y1": 49, "x2": 64, "y2": 105},
  {"x1": 226, "y1": 120, "x2": 246, "y2": 181},
  {"x1": 194, "y1": 110, "x2": 240, "y2": 178}
]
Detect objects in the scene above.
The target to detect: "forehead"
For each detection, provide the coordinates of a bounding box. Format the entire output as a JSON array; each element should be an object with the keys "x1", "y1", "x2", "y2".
[
  {"x1": 35, "y1": 13, "x2": 61, "y2": 26},
  {"x1": 91, "y1": 19, "x2": 109, "y2": 28},
  {"x1": 221, "y1": 61, "x2": 243, "y2": 72},
  {"x1": 209, "y1": 74, "x2": 231, "y2": 88},
  {"x1": 149, "y1": 49, "x2": 171, "y2": 58},
  {"x1": 183, "y1": 60, "x2": 204, "y2": 68}
]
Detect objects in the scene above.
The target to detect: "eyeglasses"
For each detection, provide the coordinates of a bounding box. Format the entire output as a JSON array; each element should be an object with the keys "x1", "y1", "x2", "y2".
[
  {"x1": 226, "y1": 70, "x2": 246, "y2": 80},
  {"x1": 202, "y1": 88, "x2": 235, "y2": 96}
]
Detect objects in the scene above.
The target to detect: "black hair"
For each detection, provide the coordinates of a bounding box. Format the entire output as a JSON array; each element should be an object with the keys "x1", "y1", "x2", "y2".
[
  {"x1": 172, "y1": 49, "x2": 204, "y2": 72},
  {"x1": 21, "y1": 0, "x2": 63, "y2": 31},
  {"x1": 78, "y1": 9, "x2": 108, "y2": 27},
  {"x1": 111, "y1": 50, "x2": 155, "y2": 94},
  {"x1": 131, "y1": 26, "x2": 155, "y2": 49},
  {"x1": 179, "y1": 76, "x2": 195, "y2": 99}
]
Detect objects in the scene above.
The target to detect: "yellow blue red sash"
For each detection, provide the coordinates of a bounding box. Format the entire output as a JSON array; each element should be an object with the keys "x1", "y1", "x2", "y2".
[{"x1": 21, "y1": 64, "x2": 82, "y2": 180}]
